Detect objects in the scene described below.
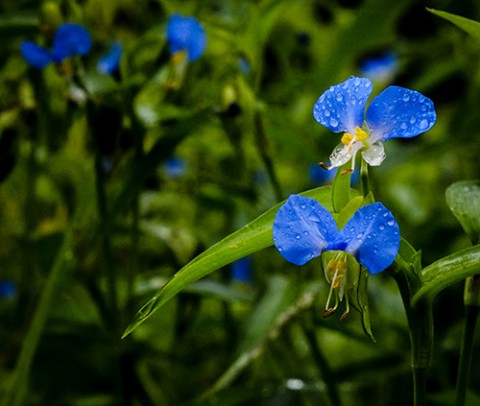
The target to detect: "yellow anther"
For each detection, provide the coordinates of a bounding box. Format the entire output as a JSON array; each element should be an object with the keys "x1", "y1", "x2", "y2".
[
  {"x1": 341, "y1": 132, "x2": 354, "y2": 146},
  {"x1": 327, "y1": 259, "x2": 348, "y2": 289},
  {"x1": 354, "y1": 127, "x2": 368, "y2": 141},
  {"x1": 340, "y1": 126, "x2": 368, "y2": 147}
]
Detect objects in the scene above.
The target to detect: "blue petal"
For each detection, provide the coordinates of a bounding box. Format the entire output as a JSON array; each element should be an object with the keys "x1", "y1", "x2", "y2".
[
  {"x1": 20, "y1": 41, "x2": 53, "y2": 69},
  {"x1": 273, "y1": 195, "x2": 338, "y2": 266},
  {"x1": 97, "y1": 42, "x2": 122, "y2": 74},
  {"x1": 51, "y1": 23, "x2": 92, "y2": 62},
  {"x1": 360, "y1": 52, "x2": 398, "y2": 81},
  {"x1": 0, "y1": 280, "x2": 16, "y2": 300},
  {"x1": 231, "y1": 257, "x2": 252, "y2": 283},
  {"x1": 313, "y1": 76, "x2": 372, "y2": 134},
  {"x1": 167, "y1": 14, "x2": 206, "y2": 62},
  {"x1": 366, "y1": 86, "x2": 436, "y2": 141},
  {"x1": 334, "y1": 202, "x2": 400, "y2": 274}
]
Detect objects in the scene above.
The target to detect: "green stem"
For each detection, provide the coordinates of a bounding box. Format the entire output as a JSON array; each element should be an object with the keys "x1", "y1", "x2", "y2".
[
  {"x1": 390, "y1": 264, "x2": 433, "y2": 406},
  {"x1": 455, "y1": 275, "x2": 480, "y2": 406},
  {"x1": 254, "y1": 111, "x2": 283, "y2": 202},
  {"x1": 360, "y1": 158, "x2": 370, "y2": 197}
]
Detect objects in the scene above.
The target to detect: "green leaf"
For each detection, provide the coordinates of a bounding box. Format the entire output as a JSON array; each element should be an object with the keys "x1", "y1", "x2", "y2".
[
  {"x1": 427, "y1": 8, "x2": 480, "y2": 42},
  {"x1": 411, "y1": 245, "x2": 480, "y2": 305},
  {"x1": 445, "y1": 180, "x2": 480, "y2": 245},
  {"x1": 122, "y1": 186, "x2": 358, "y2": 337},
  {"x1": 203, "y1": 276, "x2": 319, "y2": 397}
]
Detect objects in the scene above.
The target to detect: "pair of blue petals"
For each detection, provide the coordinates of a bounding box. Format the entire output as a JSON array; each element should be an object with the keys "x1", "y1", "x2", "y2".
[
  {"x1": 313, "y1": 76, "x2": 436, "y2": 143},
  {"x1": 21, "y1": 23, "x2": 92, "y2": 69},
  {"x1": 273, "y1": 195, "x2": 400, "y2": 274},
  {"x1": 166, "y1": 14, "x2": 206, "y2": 62}
]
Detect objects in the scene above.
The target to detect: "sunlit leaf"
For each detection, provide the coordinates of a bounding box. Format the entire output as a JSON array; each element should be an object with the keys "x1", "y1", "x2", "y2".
[{"x1": 446, "y1": 180, "x2": 480, "y2": 244}]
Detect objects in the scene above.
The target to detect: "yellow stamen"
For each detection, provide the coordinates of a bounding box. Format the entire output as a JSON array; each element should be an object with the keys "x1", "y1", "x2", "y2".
[
  {"x1": 171, "y1": 50, "x2": 187, "y2": 65},
  {"x1": 340, "y1": 126, "x2": 368, "y2": 149}
]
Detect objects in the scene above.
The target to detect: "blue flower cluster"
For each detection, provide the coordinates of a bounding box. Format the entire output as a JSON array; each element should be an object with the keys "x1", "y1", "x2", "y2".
[
  {"x1": 21, "y1": 23, "x2": 92, "y2": 69},
  {"x1": 313, "y1": 76, "x2": 436, "y2": 171},
  {"x1": 166, "y1": 14, "x2": 206, "y2": 62}
]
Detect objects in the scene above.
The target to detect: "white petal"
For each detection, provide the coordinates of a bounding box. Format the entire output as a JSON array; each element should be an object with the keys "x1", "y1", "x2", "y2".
[
  {"x1": 329, "y1": 143, "x2": 354, "y2": 168},
  {"x1": 361, "y1": 142, "x2": 386, "y2": 166}
]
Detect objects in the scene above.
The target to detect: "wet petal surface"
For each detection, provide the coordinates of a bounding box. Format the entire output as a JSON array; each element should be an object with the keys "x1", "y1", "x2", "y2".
[
  {"x1": 334, "y1": 202, "x2": 400, "y2": 274},
  {"x1": 366, "y1": 86, "x2": 436, "y2": 142},
  {"x1": 313, "y1": 76, "x2": 372, "y2": 134},
  {"x1": 273, "y1": 195, "x2": 338, "y2": 266}
]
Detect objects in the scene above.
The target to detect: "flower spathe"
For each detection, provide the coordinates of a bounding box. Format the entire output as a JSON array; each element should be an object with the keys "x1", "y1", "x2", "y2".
[
  {"x1": 313, "y1": 76, "x2": 436, "y2": 171},
  {"x1": 21, "y1": 23, "x2": 92, "y2": 69},
  {"x1": 273, "y1": 194, "x2": 400, "y2": 274},
  {"x1": 166, "y1": 14, "x2": 206, "y2": 62}
]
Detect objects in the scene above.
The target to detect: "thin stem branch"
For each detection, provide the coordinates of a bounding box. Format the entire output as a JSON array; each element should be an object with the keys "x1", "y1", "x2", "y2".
[{"x1": 455, "y1": 304, "x2": 479, "y2": 406}]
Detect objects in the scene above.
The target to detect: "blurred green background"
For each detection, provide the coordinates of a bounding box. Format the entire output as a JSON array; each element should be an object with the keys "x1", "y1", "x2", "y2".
[{"x1": 1, "y1": 0, "x2": 480, "y2": 404}]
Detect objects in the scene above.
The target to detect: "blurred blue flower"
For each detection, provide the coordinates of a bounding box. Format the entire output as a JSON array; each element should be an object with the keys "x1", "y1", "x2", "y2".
[
  {"x1": 162, "y1": 157, "x2": 186, "y2": 179},
  {"x1": 231, "y1": 257, "x2": 252, "y2": 283},
  {"x1": 360, "y1": 52, "x2": 398, "y2": 82},
  {"x1": 309, "y1": 164, "x2": 359, "y2": 186},
  {"x1": 21, "y1": 23, "x2": 92, "y2": 69},
  {"x1": 0, "y1": 280, "x2": 16, "y2": 300},
  {"x1": 313, "y1": 76, "x2": 436, "y2": 171},
  {"x1": 97, "y1": 42, "x2": 122, "y2": 74},
  {"x1": 273, "y1": 195, "x2": 400, "y2": 274},
  {"x1": 166, "y1": 14, "x2": 206, "y2": 62},
  {"x1": 238, "y1": 57, "x2": 251, "y2": 74}
]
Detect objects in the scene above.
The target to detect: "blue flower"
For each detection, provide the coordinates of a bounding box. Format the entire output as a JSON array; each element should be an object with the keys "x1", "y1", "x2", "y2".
[
  {"x1": 97, "y1": 42, "x2": 122, "y2": 74},
  {"x1": 162, "y1": 157, "x2": 186, "y2": 179},
  {"x1": 21, "y1": 23, "x2": 92, "y2": 69},
  {"x1": 273, "y1": 194, "x2": 400, "y2": 274},
  {"x1": 273, "y1": 194, "x2": 400, "y2": 317},
  {"x1": 166, "y1": 14, "x2": 206, "y2": 62},
  {"x1": 231, "y1": 257, "x2": 252, "y2": 283},
  {"x1": 313, "y1": 76, "x2": 436, "y2": 171},
  {"x1": 309, "y1": 164, "x2": 359, "y2": 186},
  {"x1": 360, "y1": 52, "x2": 398, "y2": 82},
  {"x1": 0, "y1": 280, "x2": 16, "y2": 300}
]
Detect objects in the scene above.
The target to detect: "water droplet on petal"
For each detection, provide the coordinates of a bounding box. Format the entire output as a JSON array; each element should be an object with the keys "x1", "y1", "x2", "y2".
[
  {"x1": 324, "y1": 110, "x2": 331, "y2": 117},
  {"x1": 329, "y1": 118, "x2": 339, "y2": 128},
  {"x1": 295, "y1": 234, "x2": 301, "y2": 240},
  {"x1": 379, "y1": 224, "x2": 385, "y2": 231},
  {"x1": 356, "y1": 233, "x2": 363, "y2": 239},
  {"x1": 419, "y1": 119, "x2": 429, "y2": 130},
  {"x1": 409, "y1": 117, "x2": 417, "y2": 124},
  {"x1": 336, "y1": 94, "x2": 343, "y2": 102},
  {"x1": 402, "y1": 94, "x2": 410, "y2": 102},
  {"x1": 400, "y1": 123, "x2": 407, "y2": 130},
  {"x1": 387, "y1": 220, "x2": 395, "y2": 226}
]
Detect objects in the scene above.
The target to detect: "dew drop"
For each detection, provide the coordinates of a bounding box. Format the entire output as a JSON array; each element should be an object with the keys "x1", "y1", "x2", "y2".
[
  {"x1": 419, "y1": 119, "x2": 429, "y2": 130},
  {"x1": 301, "y1": 204, "x2": 306, "y2": 209},
  {"x1": 379, "y1": 224, "x2": 385, "y2": 231},
  {"x1": 324, "y1": 110, "x2": 331, "y2": 117},
  {"x1": 356, "y1": 233, "x2": 363, "y2": 239},
  {"x1": 400, "y1": 123, "x2": 407, "y2": 130},
  {"x1": 336, "y1": 94, "x2": 343, "y2": 102},
  {"x1": 329, "y1": 118, "x2": 339, "y2": 128},
  {"x1": 409, "y1": 117, "x2": 417, "y2": 124},
  {"x1": 303, "y1": 231, "x2": 309, "y2": 236},
  {"x1": 295, "y1": 234, "x2": 301, "y2": 240},
  {"x1": 402, "y1": 94, "x2": 410, "y2": 102},
  {"x1": 387, "y1": 220, "x2": 395, "y2": 226},
  {"x1": 354, "y1": 77, "x2": 361, "y2": 86}
]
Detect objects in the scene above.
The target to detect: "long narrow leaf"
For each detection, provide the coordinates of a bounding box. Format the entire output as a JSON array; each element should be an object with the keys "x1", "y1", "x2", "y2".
[
  {"x1": 122, "y1": 186, "x2": 350, "y2": 337},
  {"x1": 427, "y1": 8, "x2": 480, "y2": 42}
]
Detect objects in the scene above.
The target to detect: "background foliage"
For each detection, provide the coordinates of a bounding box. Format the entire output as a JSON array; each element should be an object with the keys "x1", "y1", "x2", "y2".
[{"x1": 1, "y1": 0, "x2": 480, "y2": 404}]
